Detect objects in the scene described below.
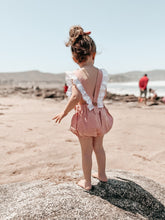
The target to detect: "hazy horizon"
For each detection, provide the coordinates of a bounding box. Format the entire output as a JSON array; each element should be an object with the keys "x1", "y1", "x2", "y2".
[{"x1": 0, "y1": 68, "x2": 165, "y2": 75}]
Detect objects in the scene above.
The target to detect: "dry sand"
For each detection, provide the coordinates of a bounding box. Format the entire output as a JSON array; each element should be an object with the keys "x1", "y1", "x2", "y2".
[{"x1": 0, "y1": 95, "x2": 165, "y2": 186}]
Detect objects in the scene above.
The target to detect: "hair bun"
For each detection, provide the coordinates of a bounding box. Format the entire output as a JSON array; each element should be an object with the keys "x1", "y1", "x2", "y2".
[
  {"x1": 66, "y1": 25, "x2": 84, "y2": 46},
  {"x1": 65, "y1": 25, "x2": 96, "y2": 63},
  {"x1": 70, "y1": 26, "x2": 84, "y2": 39}
]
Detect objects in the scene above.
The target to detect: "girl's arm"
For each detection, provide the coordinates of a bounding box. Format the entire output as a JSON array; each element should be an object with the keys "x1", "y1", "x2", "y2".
[{"x1": 52, "y1": 84, "x2": 81, "y2": 123}]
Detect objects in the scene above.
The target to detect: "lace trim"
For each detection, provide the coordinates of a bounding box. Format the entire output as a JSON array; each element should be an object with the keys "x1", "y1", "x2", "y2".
[
  {"x1": 65, "y1": 71, "x2": 76, "y2": 97},
  {"x1": 65, "y1": 69, "x2": 109, "y2": 111},
  {"x1": 65, "y1": 71, "x2": 94, "y2": 110},
  {"x1": 97, "y1": 69, "x2": 109, "y2": 107}
]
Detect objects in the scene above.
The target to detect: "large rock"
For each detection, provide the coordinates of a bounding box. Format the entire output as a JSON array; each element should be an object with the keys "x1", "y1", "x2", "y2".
[{"x1": 0, "y1": 170, "x2": 165, "y2": 220}]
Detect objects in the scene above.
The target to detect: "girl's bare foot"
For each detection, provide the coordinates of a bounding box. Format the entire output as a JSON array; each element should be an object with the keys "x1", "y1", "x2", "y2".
[
  {"x1": 77, "y1": 179, "x2": 92, "y2": 190},
  {"x1": 92, "y1": 172, "x2": 108, "y2": 182}
]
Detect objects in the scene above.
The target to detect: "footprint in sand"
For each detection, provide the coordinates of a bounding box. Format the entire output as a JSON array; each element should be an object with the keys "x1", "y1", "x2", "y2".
[
  {"x1": 12, "y1": 170, "x2": 21, "y2": 175},
  {"x1": 7, "y1": 146, "x2": 25, "y2": 155},
  {"x1": 71, "y1": 152, "x2": 77, "y2": 159},
  {"x1": 65, "y1": 139, "x2": 74, "y2": 142},
  {"x1": 133, "y1": 154, "x2": 151, "y2": 161},
  {"x1": 65, "y1": 139, "x2": 78, "y2": 143},
  {"x1": 25, "y1": 142, "x2": 36, "y2": 148},
  {"x1": 47, "y1": 162, "x2": 59, "y2": 167},
  {"x1": 7, "y1": 143, "x2": 37, "y2": 155},
  {"x1": 26, "y1": 128, "x2": 33, "y2": 132},
  {"x1": 0, "y1": 107, "x2": 9, "y2": 110},
  {"x1": 6, "y1": 125, "x2": 12, "y2": 128}
]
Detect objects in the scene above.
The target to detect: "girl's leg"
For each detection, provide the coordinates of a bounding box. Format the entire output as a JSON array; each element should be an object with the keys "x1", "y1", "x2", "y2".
[
  {"x1": 78, "y1": 136, "x2": 93, "y2": 190},
  {"x1": 92, "y1": 136, "x2": 107, "y2": 182}
]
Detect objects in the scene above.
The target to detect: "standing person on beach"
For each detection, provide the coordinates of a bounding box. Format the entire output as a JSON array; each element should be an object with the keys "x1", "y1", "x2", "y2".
[
  {"x1": 138, "y1": 74, "x2": 149, "y2": 104},
  {"x1": 52, "y1": 25, "x2": 113, "y2": 190}
]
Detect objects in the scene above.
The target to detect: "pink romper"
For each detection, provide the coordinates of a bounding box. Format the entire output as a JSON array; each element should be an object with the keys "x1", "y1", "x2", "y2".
[{"x1": 66, "y1": 68, "x2": 113, "y2": 137}]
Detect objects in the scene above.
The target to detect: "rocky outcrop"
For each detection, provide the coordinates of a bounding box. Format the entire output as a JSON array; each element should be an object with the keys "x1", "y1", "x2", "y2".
[
  {"x1": 0, "y1": 86, "x2": 164, "y2": 105},
  {"x1": 0, "y1": 86, "x2": 65, "y2": 100},
  {"x1": 106, "y1": 93, "x2": 138, "y2": 102},
  {"x1": 0, "y1": 170, "x2": 165, "y2": 219}
]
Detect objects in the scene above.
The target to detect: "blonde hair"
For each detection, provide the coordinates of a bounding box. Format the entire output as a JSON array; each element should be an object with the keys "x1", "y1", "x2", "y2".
[{"x1": 66, "y1": 25, "x2": 96, "y2": 63}]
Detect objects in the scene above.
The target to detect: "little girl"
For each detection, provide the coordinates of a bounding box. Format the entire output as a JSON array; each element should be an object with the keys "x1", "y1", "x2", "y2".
[{"x1": 53, "y1": 25, "x2": 113, "y2": 190}]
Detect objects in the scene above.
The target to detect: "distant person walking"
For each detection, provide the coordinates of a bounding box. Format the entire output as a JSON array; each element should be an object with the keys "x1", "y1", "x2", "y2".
[
  {"x1": 52, "y1": 25, "x2": 113, "y2": 190},
  {"x1": 138, "y1": 74, "x2": 149, "y2": 104}
]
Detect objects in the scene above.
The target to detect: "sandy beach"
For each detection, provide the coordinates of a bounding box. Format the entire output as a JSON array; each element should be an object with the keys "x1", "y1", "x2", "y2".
[{"x1": 0, "y1": 95, "x2": 165, "y2": 186}]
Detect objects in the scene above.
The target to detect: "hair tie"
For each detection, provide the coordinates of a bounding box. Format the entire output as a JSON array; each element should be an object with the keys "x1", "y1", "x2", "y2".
[{"x1": 84, "y1": 31, "x2": 91, "y2": 35}]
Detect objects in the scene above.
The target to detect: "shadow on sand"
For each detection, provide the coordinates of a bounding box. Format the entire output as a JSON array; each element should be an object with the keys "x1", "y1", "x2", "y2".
[{"x1": 88, "y1": 177, "x2": 165, "y2": 219}]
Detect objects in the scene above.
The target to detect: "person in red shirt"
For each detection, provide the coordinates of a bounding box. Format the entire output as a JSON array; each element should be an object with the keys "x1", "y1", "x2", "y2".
[
  {"x1": 138, "y1": 74, "x2": 149, "y2": 104},
  {"x1": 63, "y1": 83, "x2": 68, "y2": 98}
]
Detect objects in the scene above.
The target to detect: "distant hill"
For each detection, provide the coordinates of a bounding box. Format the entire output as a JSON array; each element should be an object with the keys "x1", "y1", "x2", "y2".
[
  {"x1": 109, "y1": 69, "x2": 165, "y2": 82},
  {"x1": 0, "y1": 69, "x2": 165, "y2": 85},
  {"x1": 0, "y1": 70, "x2": 65, "y2": 84}
]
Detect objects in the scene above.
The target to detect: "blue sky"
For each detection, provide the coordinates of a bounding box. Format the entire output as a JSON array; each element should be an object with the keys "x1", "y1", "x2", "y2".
[{"x1": 0, "y1": 0, "x2": 165, "y2": 74}]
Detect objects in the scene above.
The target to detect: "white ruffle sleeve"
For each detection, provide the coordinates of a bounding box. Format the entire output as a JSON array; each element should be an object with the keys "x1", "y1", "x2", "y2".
[
  {"x1": 97, "y1": 69, "x2": 109, "y2": 108},
  {"x1": 65, "y1": 71, "x2": 77, "y2": 97},
  {"x1": 65, "y1": 71, "x2": 94, "y2": 110},
  {"x1": 65, "y1": 69, "x2": 109, "y2": 111}
]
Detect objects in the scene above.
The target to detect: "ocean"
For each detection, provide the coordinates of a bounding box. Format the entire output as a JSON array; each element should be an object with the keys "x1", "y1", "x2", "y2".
[{"x1": 107, "y1": 81, "x2": 165, "y2": 97}]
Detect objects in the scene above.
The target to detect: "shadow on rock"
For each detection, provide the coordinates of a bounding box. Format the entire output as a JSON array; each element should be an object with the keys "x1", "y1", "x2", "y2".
[{"x1": 88, "y1": 177, "x2": 165, "y2": 219}]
